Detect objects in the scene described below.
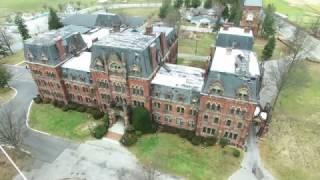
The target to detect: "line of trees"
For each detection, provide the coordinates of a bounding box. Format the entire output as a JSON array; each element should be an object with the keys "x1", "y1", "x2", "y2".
[{"x1": 261, "y1": 4, "x2": 276, "y2": 61}]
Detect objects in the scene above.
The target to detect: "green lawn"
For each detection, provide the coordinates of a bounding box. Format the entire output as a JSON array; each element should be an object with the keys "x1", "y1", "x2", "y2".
[
  {"x1": 177, "y1": 58, "x2": 207, "y2": 69},
  {"x1": 29, "y1": 103, "x2": 99, "y2": 141},
  {"x1": 260, "y1": 61, "x2": 320, "y2": 180},
  {"x1": 179, "y1": 33, "x2": 215, "y2": 56},
  {"x1": 253, "y1": 38, "x2": 288, "y2": 60},
  {"x1": 264, "y1": 0, "x2": 320, "y2": 28},
  {"x1": 130, "y1": 133, "x2": 242, "y2": 180},
  {"x1": 0, "y1": 87, "x2": 15, "y2": 104},
  {"x1": 0, "y1": 0, "x2": 96, "y2": 16},
  {"x1": 0, "y1": 51, "x2": 24, "y2": 65},
  {"x1": 110, "y1": 7, "x2": 159, "y2": 18}
]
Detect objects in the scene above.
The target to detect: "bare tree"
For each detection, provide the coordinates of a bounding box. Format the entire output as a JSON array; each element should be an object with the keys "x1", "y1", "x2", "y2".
[
  {"x1": 0, "y1": 103, "x2": 24, "y2": 148},
  {"x1": 0, "y1": 27, "x2": 14, "y2": 55},
  {"x1": 264, "y1": 27, "x2": 315, "y2": 109}
]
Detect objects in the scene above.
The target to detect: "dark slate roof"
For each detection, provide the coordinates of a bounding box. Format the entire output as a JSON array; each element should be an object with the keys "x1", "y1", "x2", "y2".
[
  {"x1": 63, "y1": 13, "x2": 123, "y2": 28},
  {"x1": 244, "y1": 0, "x2": 262, "y2": 7},
  {"x1": 202, "y1": 71, "x2": 260, "y2": 102},
  {"x1": 215, "y1": 30, "x2": 254, "y2": 51},
  {"x1": 24, "y1": 26, "x2": 87, "y2": 66},
  {"x1": 90, "y1": 31, "x2": 162, "y2": 78}
]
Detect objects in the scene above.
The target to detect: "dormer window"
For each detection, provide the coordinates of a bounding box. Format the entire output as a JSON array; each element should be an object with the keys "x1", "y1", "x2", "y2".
[
  {"x1": 41, "y1": 53, "x2": 48, "y2": 61},
  {"x1": 95, "y1": 57, "x2": 104, "y2": 71},
  {"x1": 237, "y1": 87, "x2": 249, "y2": 100},
  {"x1": 209, "y1": 82, "x2": 224, "y2": 95},
  {"x1": 109, "y1": 62, "x2": 122, "y2": 72},
  {"x1": 130, "y1": 64, "x2": 141, "y2": 74}
]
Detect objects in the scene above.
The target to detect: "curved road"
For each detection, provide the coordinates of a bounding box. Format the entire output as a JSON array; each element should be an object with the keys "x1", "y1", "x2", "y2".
[{"x1": 4, "y1": 65, "x2": 77, "y2": 166}]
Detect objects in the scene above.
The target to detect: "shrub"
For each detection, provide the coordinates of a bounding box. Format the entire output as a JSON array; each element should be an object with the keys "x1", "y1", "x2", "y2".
[
  {"x1": 219, "y1": 138, "x2": 230, "y2": 148},
  {"x1": 160, "y1": 124, "x2": 178, "y2": 134},
  {"x1": 68, "y1": 103, "x2": 78, "y2": 110},
  {"x1": 76, "y1": 106, "x2": 86, "y2": 112},
  {"x1": 232, "y1": 148, "x2": 241, "y2": 158},
  {"x1": 178, "y1": 129, "x2": 189, "y2": 139},
  {"x1": 191, "y1": 136, "x2": 202, "y2": 146},
  {"x1": 186, "y1": 131, "x2": 195, "y2": 141},
  {"x1": 103, "y1": 113, "x2": 109, "y2": 127},
  {"x1": 120, "y1": 132, "x2": 137, "y2": 146},
  {"x1": 92, "y1": 124, "x2": 107, "y2": 139},
  {"x1": 131, "y1": 107, "x2": 153, "y2": 134},
  {"x1": 52, "y1": 100, "x2": 59, "y2": 107},
  {"x1": 203, "y1": 136, "x2": 218, "y2": 146},
  {"x1": 43, "y1": 98, "x2": 51, "y2": 104},
  {"x1": 135, "y1": 131, "x2": 142, "y2": 137},
  {"x1": 33, "y1": 95, "x2": 42, "y2": 104},
  {"x1": 56, "y1": 101, "x2": 65, "y2": 108},
  {"x1": 125, "y1": 125, "x2": 135, "y2": 133},
  {"x1": 92, "y1": 110, "x2": 104, "y2": 120},
  {"x1": 62, "y1": 105, "x2": 69, "y2": 112}
]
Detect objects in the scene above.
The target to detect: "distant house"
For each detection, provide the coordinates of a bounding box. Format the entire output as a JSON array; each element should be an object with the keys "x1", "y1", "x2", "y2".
[{"x1": 240, "y1": 0, "x2": 263, "y2": 35}]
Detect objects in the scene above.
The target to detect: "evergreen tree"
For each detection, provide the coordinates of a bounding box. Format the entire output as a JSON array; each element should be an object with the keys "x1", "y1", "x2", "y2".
[
  {"x1": 262, "y1": 36, "x2": 276, "y2": 61},
  {"x1": 174, "y1": 0, "x2": 184, "y2": 9},
  {"x1": 14, "y1": 15, "x2": 31, "y2": 40},
  {"x1": 228, "y1": 0, "x2": 242, "y2": 25},
  {"x1": 184, "y1": 0, "x2": 191, "y2": 8},
  {"x1": 204, "y1": 0, "x2": 213, "y2": 9},
  {"x1": 131, "y1": 107, "x2": 153, "y2": 134},
  {"x1": 159, "y1": 0, "x2": 171, "y2": 19},
  {"x1": 48, "y1": 8, "x2": 63, "y2": 30},
  {"x1": 0, "y1": 64, "x2": 11, "y2": 88},
  {"x1": 262, "y1": 4, "x2": 276, "y2": 38},
  {"x1": 0, "y1": 44, "x2": 9, "y2": 57},
  {"x1": 221, "y1": 5, "x2": 229, "y2": 20},
  {"x1": 191, "y1": 0, "x2": 201, "y2": 8}
]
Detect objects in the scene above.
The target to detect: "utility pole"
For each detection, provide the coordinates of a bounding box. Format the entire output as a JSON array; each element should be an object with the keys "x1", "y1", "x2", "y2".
[{"x1": 0, "y1": 145, "x2": 28, "y2": 180}]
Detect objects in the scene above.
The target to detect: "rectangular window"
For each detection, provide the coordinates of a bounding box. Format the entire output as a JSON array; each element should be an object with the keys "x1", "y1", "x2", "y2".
[
  {"x1": 226, "y1": 120, "x2": 232, "y2": 126},
  {"x1": 177, "y1": 107, "x2": 184, "y2": 113},
  {"x1": 188, "y1": 120, "x2": 195, "y2": 128},
  {"x1": 211, "y1": 128, "x2": 216, "y2": 135},
  {"x1": 203, "y1": 127, "x2": 207, "y2": 133},
  {"x1": 165, "y1": 104, "x2": 172, "y2": 111},
  {"x1": 203, "y1": 114, "x2": 208, "y2": 121},
  {"x1": 214, "y1": 117, "x2": 219, "y2": 124},
  {"x1": 165, "y1": 116, "x2": 172, "y2": 123},
  {"x1": 189, "y1": 109, "x2": 197, "y2": 116},
  {"x1": 233, "y1": 134, "x2": 238, "y2": 140},
  {"x1": 237, "y1": 122, "x2": 242, "y2": 128},
  {"x1": 176, "y1": 118, "x2": 183, "y2": 126}
]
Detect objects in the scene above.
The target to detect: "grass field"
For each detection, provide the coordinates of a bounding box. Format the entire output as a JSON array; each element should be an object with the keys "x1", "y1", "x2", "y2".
[
  {"x1": 29, "y1": 103, "x2": 99, "y2": 141},
  {"x1": 0, "y1": 147, "x2": 31, "y2": 180},
  {"x1": 179, "y1": 33, "x2": 215, "y2": 56},
  {"x1": 253, "y1": 38, "x2": 288, "y2": 60},
  {"x1": 130, "y1": 133, "x2": 242, "y2": 180},
  {"x1": 0, "y1": 87, "x2": 15, "y2": 105},
  {"x1": 264, "y1": 0, "x2": 320, "y2": 28},
  {"x1": 0, "y1": 0, "x2": 97, "y2": 18},
  {"x1": 260, "y1": 61, "x2": 320, "y2": 180},
  {"x1": 177, "y1": 58, "x2": 207, "y2": 69},
  {"x1": 110, "y1": 7, "x2": 159, "y2": 18},
  {"x1": 0, "y1": 51, "x2": 24, "y2": 65}
]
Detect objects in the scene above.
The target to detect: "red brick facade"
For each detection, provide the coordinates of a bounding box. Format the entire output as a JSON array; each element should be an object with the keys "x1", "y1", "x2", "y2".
[
  {"x1": 240, "y1": 6, "x2": 262, "y2": 36},
  {"x1": 197, "y1": 95, "x2": 257, "y2": 148}
]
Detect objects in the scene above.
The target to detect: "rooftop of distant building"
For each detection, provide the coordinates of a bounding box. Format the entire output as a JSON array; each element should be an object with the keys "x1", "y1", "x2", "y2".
[
  {"x1": 151, "y1": 63, "x2": 205, "y2": 92},
  {"x1": 94, "y1": 31, "x2": 157, "y2": 50},
  {"x1": 210, "y1": 47, "x2": 260, "y2": 77},
  {"x1": 244, "y1": 0, "x2": 263, "y2": 7},
  {"x1": 219, "y1": 26, "x2": 253, "y2": 37},
  {"x1": 62, "y1": 52, "x2": 92, "y2": 72}
]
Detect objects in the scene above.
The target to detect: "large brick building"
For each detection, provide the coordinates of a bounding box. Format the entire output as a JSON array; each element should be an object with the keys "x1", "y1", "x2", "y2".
[{"x1": 25, "y1": 14, "x2": 262, "y2": 147}]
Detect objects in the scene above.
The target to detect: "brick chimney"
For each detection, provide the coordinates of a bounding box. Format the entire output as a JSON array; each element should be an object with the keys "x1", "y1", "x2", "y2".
[
  {"x1": 244, "y1": 27, "x2": 251, "y2": 33},
  {"x1": 145, "y1": 24, "x2": 153, "y2": 35},
  {"x1": 113, "y1": 24, "x2": 120, "y2": 32},
  {"x1": 55, "y1": 36, "x2": 65, "y2": 61},
  {"x1": 223, "y1": 24, "x2": 229, "y2": 31}
]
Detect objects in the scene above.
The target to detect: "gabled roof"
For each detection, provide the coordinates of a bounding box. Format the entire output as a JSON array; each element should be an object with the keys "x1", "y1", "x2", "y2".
[{"x1": 244, "y1": 0, "x2": 262, "y2": 7}]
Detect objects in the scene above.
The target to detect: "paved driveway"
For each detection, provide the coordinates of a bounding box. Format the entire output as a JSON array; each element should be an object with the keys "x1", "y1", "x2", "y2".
[{"x1": 4, "y1": 65, "x2": 77, "y2": 166}]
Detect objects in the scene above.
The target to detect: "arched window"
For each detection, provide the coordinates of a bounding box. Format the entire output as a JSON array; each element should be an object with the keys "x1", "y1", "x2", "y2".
[
  {"x1": 108, "y1": 54, "x2": 123, "y2": 73},
  {"x1": 95, "y1": 57, "x2": 104, "y2": 70},
  {"x1": 237, "y1": 87, "x2": 249, "y2": 100},
  {"x1": 209, "y1": 82, "x2": 224, "y2": 95}
]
